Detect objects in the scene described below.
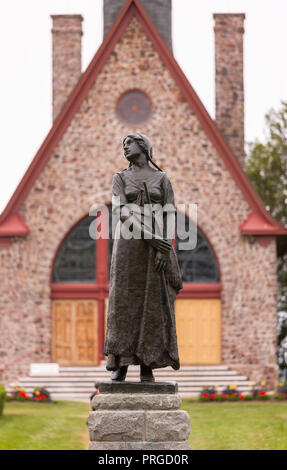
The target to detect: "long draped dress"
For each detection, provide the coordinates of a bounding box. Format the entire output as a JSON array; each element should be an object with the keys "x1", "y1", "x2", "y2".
[{"x1": 104, "y1": 167, "x2": 182, "y2": 371}]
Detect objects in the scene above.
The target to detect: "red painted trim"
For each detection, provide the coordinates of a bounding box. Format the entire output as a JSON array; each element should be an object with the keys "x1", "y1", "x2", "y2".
[
  {"x1": 255, "y1": 236, "x2": 276, "y2": 247},
  {"x1": 240, "y1": 211, "x2": 286, "y2": 235},
  {"x1": 0, "y1": 213, "x2": 29, "y2": 236},
  {"x1": 0, "y1": 237, "x2": 13, "y2": 248},
  {"x1": 1, "y1": 0, "x2": 285, "y2": 238},
  {"x1": 178, "y1": 283, "x2": 221, "y2": 299},
  {"x1": 96, "y1": 216, "x2": 109, "y2": 284},
  {"x1": 51, "y1": 281, "x2": 221, "y2": 299},
  {"x1": 51, "y1": 282, "x2": 109, "y2": 299},
  {"x1": 98, "y1": 298, "x2": 106, "y2": 361},
  {"x1": 96, "y1": 212, "x2": 109, "y2": 360}
]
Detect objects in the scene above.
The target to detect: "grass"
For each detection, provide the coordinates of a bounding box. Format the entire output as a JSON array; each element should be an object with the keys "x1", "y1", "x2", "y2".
[
  {"x1": 181, "y1": 399, "x2": 287, "y2": 450},
  {"x1": 1, "y1": 399, "x2": 287, "y2": 450},
  {"x1": 0, "y1": 401, "x2": 90, "y2": 450}
]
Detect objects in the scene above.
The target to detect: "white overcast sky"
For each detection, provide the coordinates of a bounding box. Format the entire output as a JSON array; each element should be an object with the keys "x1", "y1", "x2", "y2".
[{"x1": 0, "y1": 0, "x2": 286, "y2": 214}]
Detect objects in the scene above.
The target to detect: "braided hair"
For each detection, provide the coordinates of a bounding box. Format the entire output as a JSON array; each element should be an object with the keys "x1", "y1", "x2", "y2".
[{"x1": 123, "y1": 133, "x2": 163, "y2": 172}]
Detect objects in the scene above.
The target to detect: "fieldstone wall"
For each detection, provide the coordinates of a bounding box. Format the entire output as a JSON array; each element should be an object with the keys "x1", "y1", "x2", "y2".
[
  {"x1": 214, "y1": 14, "x2": 245, "y2": 168},
  {"x1": 0, "y1": 17, "x2": 278, "y2": 388},
  {"x1": 51, "y1": 15, "x2": 83, "y2": 121}
]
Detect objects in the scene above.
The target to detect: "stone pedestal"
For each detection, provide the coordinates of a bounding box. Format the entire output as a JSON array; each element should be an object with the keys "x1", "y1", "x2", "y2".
[{"x1": 87, "y1": 381, "x2": 191, "y2": 450}]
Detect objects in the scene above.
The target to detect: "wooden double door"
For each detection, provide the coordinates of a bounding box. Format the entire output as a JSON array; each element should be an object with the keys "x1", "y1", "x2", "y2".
[
  {"x1": 52, "y1": 300, "x2": 98, "y2": 365},
  {"x1": 52, "y1": 297, "x2": 221, "y2": 366},
  {"x1": 175, "y1": 298, "x2": 221, "y2": 364}
]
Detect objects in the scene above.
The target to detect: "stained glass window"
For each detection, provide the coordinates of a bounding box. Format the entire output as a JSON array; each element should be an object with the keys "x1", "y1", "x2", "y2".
[
  {"x1": 107, "y1": 207, "x2": 219, "y2": 284},
  {"x1": 116, "y1": 90, "x2": 152, "y2": 125},
  {"x1": 53, "y1": 216, "x2": 96, "y2": 282},
  {"x1": 176, "y1": 217, "x2": 219, "y2": 283}
]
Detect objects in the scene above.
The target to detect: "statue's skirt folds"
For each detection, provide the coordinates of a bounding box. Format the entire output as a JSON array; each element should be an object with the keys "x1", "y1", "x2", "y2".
[{"x1": 104, "y1": 225, "x2": 182, "y2": 371}]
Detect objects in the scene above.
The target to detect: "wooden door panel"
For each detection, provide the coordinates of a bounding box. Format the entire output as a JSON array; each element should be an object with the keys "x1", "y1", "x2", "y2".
[
  {"x1": 175, "y1": 303, "x2": 197, "y2": 363},
  {"x1": 74, "y1": 300, "x2": 98, "y2": 364},
  {"x1": 175, "y1": 299, "x2": 221, "y2": 364},
  {"x1": 52, "y1": 301, "x2": 73, "y2": 363},
  {"x1": 52, "y1": 299, "x2": 98, "y2": 365}
]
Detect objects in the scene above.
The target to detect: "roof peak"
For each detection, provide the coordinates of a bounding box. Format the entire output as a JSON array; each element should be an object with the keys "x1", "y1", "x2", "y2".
[{"x1": 103, "y1": 0, "x2": 172, "y2": 51}]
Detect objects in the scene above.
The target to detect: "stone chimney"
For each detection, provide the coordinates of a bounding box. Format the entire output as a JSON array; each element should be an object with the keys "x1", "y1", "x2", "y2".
[
  {"x1": 214, "y1": 14, "x2": 245, "y2": 167},
  {"x1": 103, "y1": 0, "x2": 172, "y2": 51},
  {"x1": 51, "y1": 15, "x2": 83, "y2": 121}
]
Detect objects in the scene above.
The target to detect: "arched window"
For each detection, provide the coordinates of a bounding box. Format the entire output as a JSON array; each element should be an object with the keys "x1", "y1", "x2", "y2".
[
  {"x1": 107, "y1": 208, "x2": 219, "y2": 284},
  {"x1": 176, "y1": 217, "x2": 219, "y2": 283},
  {"x1": 53, "y1": 215, "x2": 96, "y2": 283}
]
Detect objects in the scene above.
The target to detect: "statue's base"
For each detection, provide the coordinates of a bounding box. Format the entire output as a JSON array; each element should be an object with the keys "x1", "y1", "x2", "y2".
[
  {"x1": 99, "y1": 380, "x2": 178, "y2": 394},
  {"x1": 87, "y1": 381, "x2": 191, "y2": 450}
]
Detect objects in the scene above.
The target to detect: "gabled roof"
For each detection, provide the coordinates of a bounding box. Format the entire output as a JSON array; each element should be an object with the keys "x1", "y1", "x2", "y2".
[{"x1": 1, "y1": 0, "x2": 286, "y2": 242}]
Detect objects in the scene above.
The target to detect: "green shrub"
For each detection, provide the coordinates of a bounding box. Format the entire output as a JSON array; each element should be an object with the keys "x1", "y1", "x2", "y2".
[
  {"x1": 274, "y1": 393, "x2": 287, "y2": 400},
  {"x1": 0, "y1": 384, "x2": 6, "y2": 416}
]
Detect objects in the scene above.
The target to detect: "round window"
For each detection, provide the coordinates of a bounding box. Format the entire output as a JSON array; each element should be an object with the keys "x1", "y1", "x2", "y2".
[{"x1": 116, "y1": 90, "x2": 152, "y2": 125}]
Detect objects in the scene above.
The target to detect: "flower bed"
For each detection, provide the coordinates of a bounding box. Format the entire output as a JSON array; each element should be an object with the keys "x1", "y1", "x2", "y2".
[
  {"x1": 198, "y1": 381, "x2": 287, "y2": 402},
  {"x1": 7, "y1": 386, "x2": 52, "y2": 403}
]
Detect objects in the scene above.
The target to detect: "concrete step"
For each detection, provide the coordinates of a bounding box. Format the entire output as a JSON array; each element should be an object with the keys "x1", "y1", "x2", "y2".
[
  {"x1": 52, "y1": 370, "x2": 240, "y2": 377},
  {"x1": 8, "y1": 364, "x2": 254, "y2": 401},
  {"x1": 9, "y1": 381, "x2": 253, "y2": 390},
  {"x1": 58, "y1": 365, "x2": 230, "y2": 372},
  {"x1": 14, "y1": 374, "x2": 250, "y2": 384},
  {"x1": 7, "y1": 383, "x2": 254, "y2": 394},
  {"x1": 11, "y1": 377, "x2": 251, "y2": 388}
]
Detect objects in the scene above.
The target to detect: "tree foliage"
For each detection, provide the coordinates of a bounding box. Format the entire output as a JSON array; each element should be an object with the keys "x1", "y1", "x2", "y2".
[
  {"x1": 246, "y1": 101, "x2": 287, "y2": 379},
  {"x1": 246, "y1": 101, "x2": 287, "y2": 225}
]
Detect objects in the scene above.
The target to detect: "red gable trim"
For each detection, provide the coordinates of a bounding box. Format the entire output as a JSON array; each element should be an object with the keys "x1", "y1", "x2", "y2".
[
  {"x1": 0, "y1": 0, "x2": 286, "y2": 237},
  {"x1": 0, "y1": 213, "x2": 29, "y2": 236},
  {"x1": 240, "y1": 211, "x2": 286, "y2": 235}
]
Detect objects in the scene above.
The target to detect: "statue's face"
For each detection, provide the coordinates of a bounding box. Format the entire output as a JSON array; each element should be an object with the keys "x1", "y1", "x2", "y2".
[{"x1": 123, "y1": 136, "x2": 142, "y2": 163}]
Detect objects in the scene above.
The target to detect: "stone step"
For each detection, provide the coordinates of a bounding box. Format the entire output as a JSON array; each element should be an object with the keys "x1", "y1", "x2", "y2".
[
  {"x1": 9, "y1": 381, "x2": 253, "y2": 390},
  {"x1": 8, "y1": 364, "x2": 254, "y2": 401},
  {"x1": 8, "y1": 388, "x2": 253, "y2": 396},
  {"x1": 51, "y1": 370, "x2": 240, "y2": 377},
  {"x1": 59, "y1": 365, "x2": 230, "y2": 372},
  {"x1": 14, "y1": 371, "x2": 250, "y2": 382},
  {"x1": 12, "y1": 378, "x2": 250, "y2": 387}
]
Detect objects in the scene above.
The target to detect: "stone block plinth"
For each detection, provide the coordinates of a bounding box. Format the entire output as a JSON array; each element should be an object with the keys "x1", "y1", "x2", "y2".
[{"x1": 87, "y1": 381, "x2": 191, "y2": 450}]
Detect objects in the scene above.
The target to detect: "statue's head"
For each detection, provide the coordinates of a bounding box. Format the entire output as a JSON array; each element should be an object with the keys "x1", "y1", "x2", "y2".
[
  {"x1": 123, "y1": 133, "x2": 162, "y2": 171},
  {"x1": 123, "y1": 133, "x2": 152, "y2": 160}
]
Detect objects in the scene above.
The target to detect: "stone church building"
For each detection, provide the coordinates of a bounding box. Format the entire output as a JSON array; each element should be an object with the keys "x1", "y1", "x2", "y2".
[{"x1": 1, "y1": 0, "x2": 286, "y2": 390}]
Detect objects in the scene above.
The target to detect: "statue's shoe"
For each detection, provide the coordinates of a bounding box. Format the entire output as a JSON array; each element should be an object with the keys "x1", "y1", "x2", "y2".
[
  {"x1": 111, "y1": 366, "x2": 128, "y2": 382},
  {"x1": 140, "y1": 364, "x2": 155, "y2": 382}
]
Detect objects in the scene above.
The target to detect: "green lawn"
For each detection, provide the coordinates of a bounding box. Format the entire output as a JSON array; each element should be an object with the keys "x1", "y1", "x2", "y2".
[
  {"x1": 181, "y1": 400, "x2": 287, "y2": 450},
  {"x1": 0, "y1": 401, "x2": 90, "y2": 450},
  {"x1": 1, "y1": 399, "x2": 287, "y2": 450}
]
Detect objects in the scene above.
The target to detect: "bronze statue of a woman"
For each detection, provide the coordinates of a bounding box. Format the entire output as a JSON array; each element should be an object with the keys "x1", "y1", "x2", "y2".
[{"x1": 104, "y1": 133, "x2": 182, "y2": 382}]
